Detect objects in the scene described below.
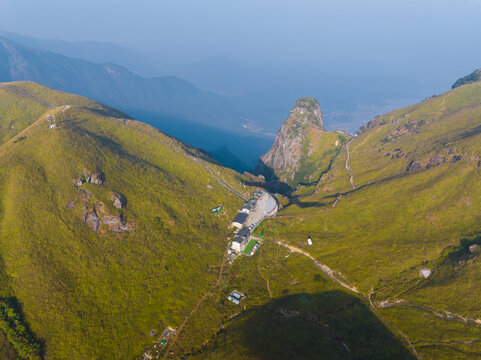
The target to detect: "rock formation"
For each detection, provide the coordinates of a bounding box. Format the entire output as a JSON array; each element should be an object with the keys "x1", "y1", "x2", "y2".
[
  {"x1": 255, "y1": 98, "x2": 324, "y2": 184},
  {"x1": 111, "y1": 192, "x2": 127, "y2": 209},
  {"x1": 86, "y1": 210, "x2": 100, "y2": 232}
]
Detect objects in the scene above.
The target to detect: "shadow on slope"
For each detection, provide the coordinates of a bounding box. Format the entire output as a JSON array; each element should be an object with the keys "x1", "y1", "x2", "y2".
[
  {"x1": 130, "y1": 110, "x2": 273, "y2": 172},
  {"x1": 249, "y1": 159, "x2": 294, "y2": 195},
  {"x1": 198, "y1": 291, "x2": 415, "y2": 360}
]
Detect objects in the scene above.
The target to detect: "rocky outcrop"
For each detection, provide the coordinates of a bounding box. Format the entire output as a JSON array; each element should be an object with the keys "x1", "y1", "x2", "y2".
[
  {"x1": 111, "y1": 192, "x2": 127, "y2": 209},
  {"x1": 73, "y1": 178, "x2": 83, "y2": 187},
  {"x1": 82, "y1": 205, "x2": 134, "y2": 233},
  {"x1": 101, "y1": 216, "x2": 121, "y2": 226},
  {"x1": 74, "y1": 170, "x2": 103, "y2": 188},
  {"x1": 255, "y1": 98, "x2": 324, "y2": 185},
  {"x1": 86, "y1": 171, "x2": 103, "y2": 185},
  {"x1": 452, "y1": 69, "x2": 481, "y2": 89},
  {"x1": 86, "y1": 210, "x2": 100, "y2": 232},
  {"x1": 80, "y1": 169, "x2": 104, "y2": 185},
  {"x1": 110, "y1": 223, "x2": 131, "y2": 233},
  {"x1": 406, "y1": 154, "x2": 460, "y2": 172}
]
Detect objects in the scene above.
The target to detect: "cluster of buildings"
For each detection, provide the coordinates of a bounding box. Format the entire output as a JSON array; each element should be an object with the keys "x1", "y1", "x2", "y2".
[
  {"x1": 231, "y1": 227, "x2": 251, "y2": 252},
  {"x1": 230, "y1": 190, "x2": 268, "y2": 253}
]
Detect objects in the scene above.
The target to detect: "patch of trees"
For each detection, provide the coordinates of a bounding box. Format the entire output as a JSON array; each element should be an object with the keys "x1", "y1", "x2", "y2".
[{"x1": 0, "y1": 299, "x2": 42, "y2": 359}]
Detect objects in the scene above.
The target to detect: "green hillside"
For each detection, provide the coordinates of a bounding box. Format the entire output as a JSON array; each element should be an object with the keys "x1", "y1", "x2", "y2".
[
  {"x1": 0, "y1": 81, "x2": 425, "y2": 360},
  {"x1": 264, "y1": 81, "x2": 481, "y2": 359},
  {"x1": 0, "y1": 81, "x2": 255, "y2": 359}
]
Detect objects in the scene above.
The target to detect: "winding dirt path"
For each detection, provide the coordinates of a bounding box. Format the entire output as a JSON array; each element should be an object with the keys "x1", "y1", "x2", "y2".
[
  {"x1": 158, "y1": 247, "x2": 229, "y2": 359},
  {"x1": 257, "y1": 251, "x2": 273, "y2": 298},
  {"x1": 263, "y1": 238, "x2": 359, "y2": 294},
  {"x1": 345, "y1": 139, "x2": 355, "y2": 190},
  {"x1": 375, "y1": 298, "x2": 481, "y2": 327},
  {"x1": 262, "y1": 238, "x2": 422, "y2": 359},
  {"x1": 368, "y1": 292, "x2": 421, "y2": 359}
]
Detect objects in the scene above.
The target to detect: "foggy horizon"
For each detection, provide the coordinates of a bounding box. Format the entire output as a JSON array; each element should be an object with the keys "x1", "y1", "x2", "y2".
[{"x1": 1, "y1": 0, "x2": 481, "y2": 84}]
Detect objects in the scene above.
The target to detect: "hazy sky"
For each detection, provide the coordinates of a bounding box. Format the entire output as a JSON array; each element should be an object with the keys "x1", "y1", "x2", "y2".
[{"x1": 1, "y1": 0, "x2": 481, "y2": 80}]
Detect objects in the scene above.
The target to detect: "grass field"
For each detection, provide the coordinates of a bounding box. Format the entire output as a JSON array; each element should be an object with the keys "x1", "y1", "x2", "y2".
[
  {"x1": 256, "y1": 82, "x2": 481, "y2": 359},
  {"x1": 0, "y1": 82, "x2": 255, "y2": 359},
  {"x1": 2, "y1": 79, "x2": 481, "y2": 359},
  {"x1": 243, "y1": 239, "x2": 258, "y2": 255}
]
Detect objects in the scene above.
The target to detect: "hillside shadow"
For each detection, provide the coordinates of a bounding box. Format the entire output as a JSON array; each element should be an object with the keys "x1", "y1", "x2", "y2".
[
  {"x1": 127, "y1": 109, "x2": 273, "y2": 172},
  {"x1": 1, "y1": 297, "x2": 44, "y2": 357},
  {"x1": 213, "y1": 291, "x2": 416, "y2": 360},
  {"x1": 249, "y1": 159, "x2": 294, "y2": 195}
]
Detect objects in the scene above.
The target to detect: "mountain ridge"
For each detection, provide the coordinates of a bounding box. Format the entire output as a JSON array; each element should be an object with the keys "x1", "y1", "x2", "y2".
[{"x1": 0, "y1": 36, "x2": 273, "y2": 170}]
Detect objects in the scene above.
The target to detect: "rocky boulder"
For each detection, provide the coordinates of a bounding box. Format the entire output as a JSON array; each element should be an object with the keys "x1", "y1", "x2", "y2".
[
  {"x1": 469, "y1": 244, "x2": 480, "y2": 253},
  {"x1": 73, "y1": 178, "x2": 84, "y2": 187},
  {"x1": 89, "y1": 172, "x2": 103, "y2": 185},
  {"x1": 111, "y1": 192, "x2": 127, "y2": 209},
  {"x1": 102, "y1": 216, "x2": 121, "y2": 225},
  {"x1": 86, "y1": 210, "x2": 100, "y2": 232},
  {"x1": 426, "y1": 155, "x2": 447, "y2": 169},
  {"x1": 406, "y1": 160, "x2": 422, "y2": 172},
  {"x1": 81, "y1": 169, "x2": 104, "y2": 185},
  {"x1": 110, "y1": 223, "x2": 130, "y2": 233}
]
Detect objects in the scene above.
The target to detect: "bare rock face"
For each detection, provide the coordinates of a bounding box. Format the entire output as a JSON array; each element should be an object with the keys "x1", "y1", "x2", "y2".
[
  {"x1": 86, "y1": 210, "x2": 100, "y2": 232},
  {"x1": 111, "y1": 192, "x2": 127, "y2": 209},
  {"x1": 101, "y1": 216, "x2": 121, "y2": 225},
  {"x1": 255, "y1": 98, "x2": 324, "y2": 184},
  {"x1": 407, "y1": 161, "x2": 422, "y2": 172},
  {"x1": 89, "y1": 172, "x2": 103, "y2": 185},
  {"x1": 110, "y1": 223, "x2": 130, "y2": 233},
  {"x1": 81, "y1": 169, "x2": 103, "y2": 185},
  {"x1": 73, "y1": 178, "x2": 83, "y2": 187}
]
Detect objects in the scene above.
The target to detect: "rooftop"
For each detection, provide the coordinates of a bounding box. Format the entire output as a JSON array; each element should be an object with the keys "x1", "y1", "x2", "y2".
[
  {"x1": 233, "y1": 235, "x2": 246, "y2": 244},
  {"x1": 237, "y1": 227, "x2": 251, "y2": 237},
  {"x1": 233, "y1": 212, "x2": 248, "y2": 224}
]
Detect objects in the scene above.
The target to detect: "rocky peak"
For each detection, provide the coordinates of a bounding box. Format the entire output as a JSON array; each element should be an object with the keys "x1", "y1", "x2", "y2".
[
  {"x1": 286, "y1": 97, "x2": 324, "y2": 131},
  {"x1": 452, "y1": 69, "x2": 481, "y2": 89},
  {"x1": 255, "y1": 97, "x2": 324, "y2": 184}
]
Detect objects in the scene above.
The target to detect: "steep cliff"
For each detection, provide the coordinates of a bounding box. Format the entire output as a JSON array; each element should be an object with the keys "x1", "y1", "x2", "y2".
[{"x1": 255, "y1": 97, "x2": 348, "y2": 186}]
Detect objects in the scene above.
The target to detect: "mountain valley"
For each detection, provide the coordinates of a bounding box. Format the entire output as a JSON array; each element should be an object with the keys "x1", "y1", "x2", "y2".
[{"x1": 0, "y1": 68, "x2": 481, "y2": 359}]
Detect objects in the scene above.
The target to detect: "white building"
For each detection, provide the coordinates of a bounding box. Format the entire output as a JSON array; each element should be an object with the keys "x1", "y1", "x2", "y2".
[{"x1": 231, "y1": 235, "x2": 248, "y2": 252}]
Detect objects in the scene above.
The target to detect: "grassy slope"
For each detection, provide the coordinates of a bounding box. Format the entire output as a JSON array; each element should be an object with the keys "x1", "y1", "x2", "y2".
[
  {"x1": 266, "y1": 82, "x2": 481, "y2": 359},
  {"x1": 178, "y1": 241, "x2": 414, "y2": 360},
  {"x1": 293, "y1": 130, "x2": 349, "y2": 185},
  {"x1": 0, "y1": 82, "x2": 254, "y2": 359},
  {"x1": 269, "y1": 130, "x2": 349, "y2": 187}
]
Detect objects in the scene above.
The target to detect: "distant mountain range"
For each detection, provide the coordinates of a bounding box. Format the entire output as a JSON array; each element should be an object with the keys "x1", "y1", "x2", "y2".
[
  {"x1": 0, "y1": 35, "x2": 272, "y2": 170},
  {"x1": 2, "y1": 32, "x2": 447, "y2": 136},
  {"x1": 0, "y1": 31, "x2": 162, "y2": 78}
]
